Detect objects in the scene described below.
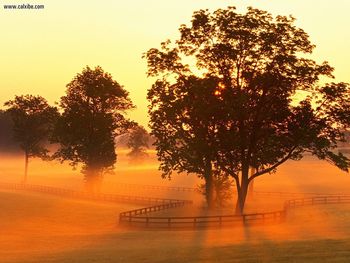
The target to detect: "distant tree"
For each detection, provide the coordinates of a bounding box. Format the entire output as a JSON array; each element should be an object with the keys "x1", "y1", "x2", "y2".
[
  {"x1": 146, "y1": 7, "x2": 350, "y2": 214},
  {"x1": 4, "y1": 95, "x2": 58, "y2": 183},
  {"x1": 198, "y1": 171, "x2": 234, "y2": 208},
  {"x1": 0, "y1": 110, "x2": 20, "y2": 153},
  {"x1": 127, "y1": 125, "x2": 150, "y2": 162},
  {"x1": 52, "y1": 66, "x2": 134, "y2": 191}
]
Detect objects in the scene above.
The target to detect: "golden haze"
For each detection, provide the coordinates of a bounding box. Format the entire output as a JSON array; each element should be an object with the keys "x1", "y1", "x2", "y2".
[{"x1": 0, "y1": 0, "x2": 350, "y2": 127}]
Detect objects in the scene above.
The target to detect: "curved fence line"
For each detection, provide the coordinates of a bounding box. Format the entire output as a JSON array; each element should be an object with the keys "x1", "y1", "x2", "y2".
[
  {"x1": 119, "y1": 209, "x2": 286, "y2": 229},
  {"x1": 119, "y1": 195, "x2": 350, "y2": 229},
  {"x1": 2, "y1": 182, "x2": 350, "y2": 230}
]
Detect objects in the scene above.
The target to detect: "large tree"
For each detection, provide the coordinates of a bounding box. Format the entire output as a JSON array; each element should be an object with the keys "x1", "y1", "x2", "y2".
[
  {"x1": 147, "y1": 76, "x2": 224, "y2": 208},
  {"x1": 52, "y1": 66, "x2": 134, "y2": 191},
  {"x1": 4, "y1": 95, "x2": 58, "y2": 183},
  {"x1": 146, "y1": 7, "x2": 350, "y2": 214}
]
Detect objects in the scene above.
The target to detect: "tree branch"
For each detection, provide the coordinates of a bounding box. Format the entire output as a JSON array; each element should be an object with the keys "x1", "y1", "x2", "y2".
[{"x1": 248, "y1": 146, "x2": 298, "y2": 182}]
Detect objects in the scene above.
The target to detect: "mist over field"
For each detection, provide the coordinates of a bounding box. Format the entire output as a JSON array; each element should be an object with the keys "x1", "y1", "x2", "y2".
[
  {"x1": 1, "y1": 150, "x2": 350, "y2": 262},
  {"x1": 2, "y1": 150, "x2": 349, "y2": 195},
  {"x1": 2, "y1": 1, "x2": 350, "y2": 262}
]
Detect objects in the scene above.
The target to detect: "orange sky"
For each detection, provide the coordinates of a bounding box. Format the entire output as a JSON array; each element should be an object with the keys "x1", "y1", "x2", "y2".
[{"x1": 0, "y1": 0, "x2": 349, "y2": 128}]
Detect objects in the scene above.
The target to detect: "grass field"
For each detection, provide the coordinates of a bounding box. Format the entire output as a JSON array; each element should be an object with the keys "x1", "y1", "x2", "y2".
[
  {"x1": 2, "y1": 189, "x2": 350, "y2": 262},
  {"x1": 2, "y1": 153, "x2": 350, "y2": 262}
]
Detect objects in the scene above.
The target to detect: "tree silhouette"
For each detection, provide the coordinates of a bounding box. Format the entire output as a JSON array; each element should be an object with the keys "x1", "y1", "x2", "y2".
[
  {"x1": 4, "y1": 95, "x2": 58, "y2": 183},
  {"x1": 52, "y1": 66, "x2": 134, "y2": 191},
  {"x1": 0, "y1": 110, "x2": 20, "y2": 153},
  {"x1": 198, "y1": 170, "x2": 234, "y2": 208},
  {"x1": 127, "y1": 125, "x2": 150, "y2": 162},
  {"x1": 145, "y1": 7, "x2": 350, "y2": 214},
  {"x1": 147, "y1": 76, "x2": 223, "y2": 208}
]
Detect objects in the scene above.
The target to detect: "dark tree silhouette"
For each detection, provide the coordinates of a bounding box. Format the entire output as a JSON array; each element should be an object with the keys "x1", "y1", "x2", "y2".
[
  {"x1": 0, "y1": 110, "x2": 20, "y2": 153},
  {"x1": 147, "y1": 76, "x2": 223, "y2": 208},
  {"x1": 4, "y1": 95, "x2": 58, "y2": 183},
  {"x1": 145, "y1": 7, "x2": 350, "y2": 214},
  {"x1": 198, "y1": 170, "x2": 234, "y2": 208},
  {"x1": 52, "y1": 66, "x2": 134, "y2": 191},
  {"x1": 127, "y1": 125, "x2": 150, "y2": 162}
]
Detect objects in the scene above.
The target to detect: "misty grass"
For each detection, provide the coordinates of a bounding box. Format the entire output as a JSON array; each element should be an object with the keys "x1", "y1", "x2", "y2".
[{"x1": 2, "y1": 190, "x2": 350, "y2": 263}]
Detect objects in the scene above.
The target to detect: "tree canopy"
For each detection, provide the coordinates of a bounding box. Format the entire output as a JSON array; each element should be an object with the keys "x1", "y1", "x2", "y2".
[
  {"x1": 145, "y1": 6, "x2": 350, "y2": 213},
  {"x1": 4, "y1": 95, "x2": 58, "y2": 183},
  {"x1": 0, "y1": 110, "x2": 20, "y2": 153},
  {"x1": 52, "y1": 66, "x2": 134, "y2": 190},
  {"x1": 127, "y1": 125, "x2": 150, "y2": 162}
]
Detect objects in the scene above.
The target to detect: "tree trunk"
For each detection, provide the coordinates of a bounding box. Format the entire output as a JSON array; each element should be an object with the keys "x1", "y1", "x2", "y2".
[
  {"x1": 235, "y1": 183, "x2": 248, "y2": 215},
  {"x1": 235, "y1": 182, "x2": 242, "y2": 215},
  {"x1": 205, "y1": 173, "x2": 214, "y2": 209},
  {"x1": 235, "y1": 168, "x2": 249, "y2": 215},
  {"x1": 23, "y1": 151, "x2": 29, "y2": 184},
  {"x1": 204, "y1": 160, "x2": 214, "y2": 209},
  {"x1": 248, "y1": 167, "x2": 256, "y2": 198}
]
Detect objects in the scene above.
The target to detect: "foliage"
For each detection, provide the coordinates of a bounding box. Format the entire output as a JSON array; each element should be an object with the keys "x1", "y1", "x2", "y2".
[
  {"x1": 198, "y1": 171, "x2": 234, "y2": 208},
  {"x1": 4, "y1": 95, "x2": 58, "y2": 182},
  {"x1": 127, "y1": 125, "x2": 150, "y2": 162},
  {"x1": 0, "y1": 110, "x2": 20, "y2": 152},
  {"x1": 147, "y1": 76, "x2": 221, "y2": 208},
  {"x1": 52, "y1": 66, "x2": 134, "y2": 189},
  {"x1": 145, "y1": 6, "x2": 350, "y2": 213}
]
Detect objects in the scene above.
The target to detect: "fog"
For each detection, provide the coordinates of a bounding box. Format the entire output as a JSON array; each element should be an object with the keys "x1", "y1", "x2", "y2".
[{"x1": 1, "y1": 151, "x2": 350, "y2": 262}]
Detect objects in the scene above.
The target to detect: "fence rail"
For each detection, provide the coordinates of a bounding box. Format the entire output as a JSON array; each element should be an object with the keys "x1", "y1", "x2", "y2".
[
  {"x1": 108, "y1": 182, "x2": 349, "y2": 198},
  {"x1": 2, "y1": 182, "x2": 350, "y2": 230},
  {"x1": 119, "y1": 195, "x2": 350, "y2": 229},
  {"x1": 251, "y1": 191, "x2": 346, "y2": 198},
  {"x1": 285, "y1": 195, "x2": 350, "y2": 209},
  {"x1": 110, "y1": 183, "x2": 197, "y2": 192},
  {"x1": 0, "y1": 182, "x2": 189, "y2": 205},
  {"x1": 119, "y1": 209, "x2": 286, "y2": 228}
]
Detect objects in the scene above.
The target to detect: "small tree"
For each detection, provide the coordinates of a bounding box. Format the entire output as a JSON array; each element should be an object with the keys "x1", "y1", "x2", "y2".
[
  {"x1": 198, "y1": 171, "x2": 234, "y2": 208},
  {"x1": 0, "y1": 110, "x2": 20, "y2": 153},
  {"x1": 4, "y1": 95, "x2": 58, "y2": 183},
  {"x1": 127, "y1": 125, "x2": 150, "y2": 162},
  {"x1": 146, "y1": 7, "x2": 350, "y2": 214},
  {"x1": 52, "y1": 66, "x2": 134, "y2": 191}
]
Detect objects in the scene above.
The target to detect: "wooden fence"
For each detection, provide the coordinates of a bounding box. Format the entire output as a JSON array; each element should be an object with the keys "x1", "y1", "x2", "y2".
[
  {"x1": 0, "y1": 182, "x2": 189, "y2": 205},
  {"x1": 284, "y1": 195, "x2": 350, "y2": 209},
  {"x1": 119, "y1": 195, "x2": 350, "y2": 229},
  {"x1": 119, "y1": 209, "x2": 286, "y2": 229},
  {"x1": 109, "y1": 182, "x2": 349, "y2": 199},
  {"x1": 110, "y1": 183, "x2": 197, "y2": 192},
  {"x1": 2, "y1": 182, "x2": 350, "y2": 230}
]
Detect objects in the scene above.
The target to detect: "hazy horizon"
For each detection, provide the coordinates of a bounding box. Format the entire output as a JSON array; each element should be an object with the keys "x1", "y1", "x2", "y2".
[{"x1": 1, "y1": 0, "x2": 350, "y2": 128}]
